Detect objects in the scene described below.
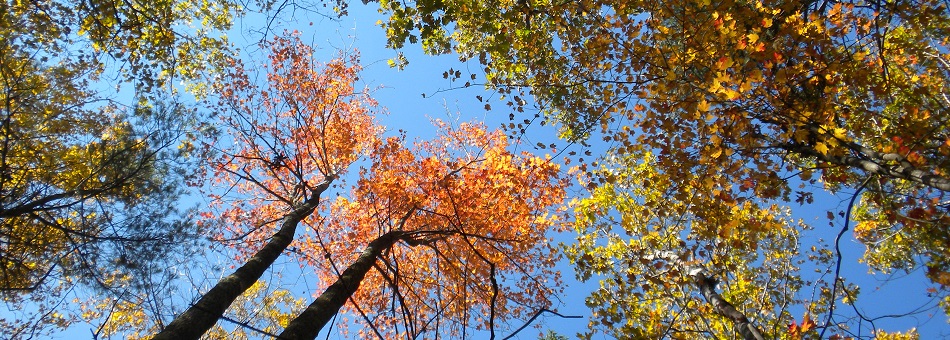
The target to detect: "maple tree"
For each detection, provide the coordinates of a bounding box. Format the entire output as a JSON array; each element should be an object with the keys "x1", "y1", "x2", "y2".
[
  {"x1": 131, "y1": 34, "x2": 568, "y2": 339},
  {"x1": 365, "y1": 0, "x2": 950, "y2": 336}
]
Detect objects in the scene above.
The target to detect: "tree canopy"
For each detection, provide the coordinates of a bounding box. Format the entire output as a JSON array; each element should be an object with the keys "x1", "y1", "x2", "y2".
[
  {"x1": 101, "y1": 34, "x2": 568, "y2": 339},
  {"x1": 370, "y1": 0, "x2": 950, "y2": 337},
  {"x1": 6, "y1": 0, "x2": 950, "y2": 338},
  {"x1": 0, "y1": 0, "x2": 243, "y2": 335}
]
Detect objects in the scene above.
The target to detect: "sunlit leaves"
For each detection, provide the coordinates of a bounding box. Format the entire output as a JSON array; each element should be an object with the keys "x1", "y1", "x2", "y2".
[
  {"x1": 205, "y1": 281, "x2": 308, "y2": 339},
  {"x1": 785, "y1": 313, "x2": 817, "y2": 339},
  {"x1": 874, "y1": 329, "x2": 921, "y2": 340},
  {"x1": 567, "y1": 153, "x2": 827, "y2": 338},
  {"x1": 12, "y1": 0, "x2": 240, "y2": 92},
  {"x1": 302, "y1": 120, "x2": 568, "y2": 336},
  {"x1": 371, "y1": 0, "x2": 950, "y2": 324},
  {"x1": 196, "y1": 33, "x2": 568, "y2": 338},
  {"x1": 205, "y1": 33, "x2": 382, "y2": 260},
  {"x1": 0, "y1": 29, "x2": 197, "y2": 334},
  {"x1": 1, "y1": 0, "x2": 237, "y2": 332}
]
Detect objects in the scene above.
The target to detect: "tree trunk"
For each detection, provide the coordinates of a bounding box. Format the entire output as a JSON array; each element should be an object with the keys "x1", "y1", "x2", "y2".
[
  {"x1": 693, "y1": 272, "x2": 766, "y2": 340},
  {"x1": 279, "y1": 230, "x2": 408, "y2": 340},
  {"x1": 152, "y1": 178, "x2": 333, "y2": 340}
]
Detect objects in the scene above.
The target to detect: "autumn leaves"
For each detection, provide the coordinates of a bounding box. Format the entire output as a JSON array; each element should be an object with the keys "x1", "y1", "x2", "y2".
[
  {"x1": 154, "y1": 35, "x2": 568, "y2": 339},
  {"x1": 370, "y1": 0, "x2": 950, "y2": 337},
  {"x1": 8, "y1": 0, "x2": 950, "y2": 337}
]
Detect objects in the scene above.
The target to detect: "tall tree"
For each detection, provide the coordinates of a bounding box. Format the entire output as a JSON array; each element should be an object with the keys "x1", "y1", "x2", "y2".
[
  {"x1": 0, "y1": 35, "x2": 200, "y2": 340},
  {"x1": 364, "y1": 0, "x2": 950, "y2": 335},
  {"x1": 142, "y1": 34, "x2": 567, "y2": 339},
  {"x1": 277, "y1": 118, "x2": 566, "y2": 339},
  {"x1": 0, "y1": 0, "x2": 247, "y2": 336}
]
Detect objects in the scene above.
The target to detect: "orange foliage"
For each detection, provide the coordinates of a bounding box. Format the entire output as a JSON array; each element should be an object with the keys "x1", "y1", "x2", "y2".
[
  {"x1": 305, "y1": 120, "x2": 567, "y2": 336},
  {"x1": 201, "y1": 33, "x2": 567, "y2": 337},
  {"x1": 205, "y1": 32, "x2": 382, "y2": 259}
]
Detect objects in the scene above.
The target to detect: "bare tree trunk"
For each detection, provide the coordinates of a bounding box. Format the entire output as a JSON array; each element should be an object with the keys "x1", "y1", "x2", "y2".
[
  {"x1": 152, "y1": 178, "x2": 333, "y2": 340},
  {"x1": 693, "y1": 272, "x2": 766, "y2": 340},
  {"x1": 279, "y1": 230, "x2": 408, "y2": 340}
]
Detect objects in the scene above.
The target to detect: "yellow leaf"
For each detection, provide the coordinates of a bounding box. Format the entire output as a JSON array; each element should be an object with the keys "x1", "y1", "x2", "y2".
[
  {"x1": 739, "y1": 80, "x2": 752, "y2": 93},
  {"x1": 832, "y1": 128, "x2": 848, "y2": 140},
  {"x1": 747, "y1": 33, "x2": 759, "y2": 43},
  {"x1": 697, "y1": 99, "x2": 710, "y2": 112},
  {"x1": 815, "y1": 142, "x2": 829, "y2": 155}
]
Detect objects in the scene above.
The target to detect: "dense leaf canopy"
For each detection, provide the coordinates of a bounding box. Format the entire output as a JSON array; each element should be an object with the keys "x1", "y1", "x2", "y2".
[
  {"x1": 6, "y1": 0, "x2": 950, "y2": 337},
  {"x1": 370, "y1": 0, "x2": 950, "y2": 336}
]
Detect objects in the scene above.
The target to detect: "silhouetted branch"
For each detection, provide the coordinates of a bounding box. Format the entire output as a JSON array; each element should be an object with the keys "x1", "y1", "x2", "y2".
[
  {"x1": 820, "y1": 177, "x2": 871, "y2": 338},
  {"x1": 501, "y1": 309, "x2": 582, "y2": 340}
]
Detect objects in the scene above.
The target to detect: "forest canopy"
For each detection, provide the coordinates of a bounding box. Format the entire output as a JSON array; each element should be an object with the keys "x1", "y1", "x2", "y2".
[{"x1": 2, "y1": 0, "x2": 948, "y2": 338}]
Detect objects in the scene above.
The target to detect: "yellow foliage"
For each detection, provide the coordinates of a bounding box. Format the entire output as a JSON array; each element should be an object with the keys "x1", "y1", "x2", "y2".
[
  {"x1": 370, "y1": 0, "x2": 950, "y2": 335},
  {"x1": 875, "y1": 329, "x2": 920, "y2": 340}
]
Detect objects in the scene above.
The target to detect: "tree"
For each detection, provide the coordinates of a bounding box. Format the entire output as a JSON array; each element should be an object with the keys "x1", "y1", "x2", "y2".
[
  {"x1": 203, "y1": 280, "x2": 308, "y2": 339},
  {"x1": 568, "y1": 152, "x2": 837, "y2": 338},
  {"x1": 0, "y1": 0, "x2": 245, "y2": 336},
  {"x1": 0, "y1": 29, "x2": 202, "y2": 340},
  {"x1": 364, "y1": 0, "x2": 950, "y2": 335},
  {"x1": 3, "y1": 0, "x2": 239, "y2": 91},
  {"x1": 139, "y1": 34, "x2": 567, "y2": 339}
]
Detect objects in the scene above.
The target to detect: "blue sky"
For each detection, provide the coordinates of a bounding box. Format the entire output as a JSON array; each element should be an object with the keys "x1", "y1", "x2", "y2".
[
  {"x1": 15, "y1": 1, "x2": 950, "y2": 339},
  {"x1": 226, "y1": 3, "x2": 950, "y2": 338}
]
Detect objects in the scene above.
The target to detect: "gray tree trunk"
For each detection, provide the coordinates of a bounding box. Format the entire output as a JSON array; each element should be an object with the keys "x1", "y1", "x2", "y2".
[
  {"x1": 279, "y1": 230, "x2": 409, "y2": 340},
  {"x1": 152, "y1": 178, "x2": 333, "y2": 340},
  {"x1": 693, "y1": 272, "x2": 766, "y2": 340}
]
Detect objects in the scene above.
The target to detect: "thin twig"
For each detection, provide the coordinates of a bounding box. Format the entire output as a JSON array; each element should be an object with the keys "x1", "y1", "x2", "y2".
[
  {"x1": 820, "y1": 177, "x2": 871, "y2": 338},
  {"x1": 501, "y1": 308, "x2": 583, "y2": 340},
  {"x1": 193, "y1": 304, "x2": 287, "y2": 339}
]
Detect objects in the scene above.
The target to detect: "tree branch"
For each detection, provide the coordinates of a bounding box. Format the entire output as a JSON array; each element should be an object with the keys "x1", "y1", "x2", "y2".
[
  {"x1": 692, "y1": 271, "x2": 766, "y2": 340},
  {"x1": 152, "y1": 176, "x2": 334, "y2": 340},
  {"x1": 782, "y1": 141, "x2": 950, "y2": 192},
  {"x1": 278, "y1": 229, "x2": 410, "y2": 340}
]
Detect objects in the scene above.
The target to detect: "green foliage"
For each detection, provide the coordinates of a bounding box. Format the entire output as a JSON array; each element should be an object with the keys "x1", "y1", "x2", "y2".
[
  {"x1": 540, "y1": 330, "x2": 569, "y2": 340},
  {"x1": 2, "y1": 0, "x2": 239, "y2": 93},
  {"x1": 0, "y1": 93, "x2": 201, "y2": 337}
]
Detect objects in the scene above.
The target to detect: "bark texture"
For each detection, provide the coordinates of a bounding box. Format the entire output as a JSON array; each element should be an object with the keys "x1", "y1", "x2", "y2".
[
  {"x1": 278, "y1": 230, "x2": 408, "y2": 340},
  {"x1": 152, "y1": 178, "x2": 333, "y2": 340},
  {"x1": 783, "y1": 141, "x2": 950, "y2": 192},
  {"x1": 693, "y1": 272, "x2": 766, "y2": 340}
]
